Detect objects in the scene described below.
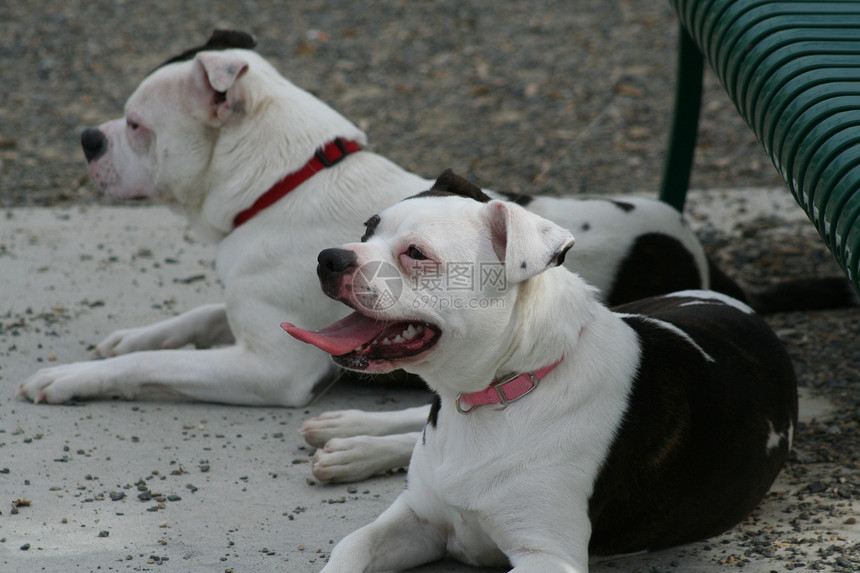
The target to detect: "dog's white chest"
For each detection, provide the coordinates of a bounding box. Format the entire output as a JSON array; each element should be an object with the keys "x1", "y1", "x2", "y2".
[
  {"x1": 404, "y1": 426, "x2": 511, "y2": 565},
  {"x1": 443, "y1": 508, "x2": 508, "y2": 566},
  {"x1": 406, "y1": 402, "x2": 598, "y2": 568}
]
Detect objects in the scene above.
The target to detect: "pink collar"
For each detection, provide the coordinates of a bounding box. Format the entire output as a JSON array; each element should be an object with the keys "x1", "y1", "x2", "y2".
[
  {"x1": 232, "y1": 138, "x2": 362, "y2": 228},
  {"x1": 455, "y1": 357, "x2": 564, "y2": 414}
]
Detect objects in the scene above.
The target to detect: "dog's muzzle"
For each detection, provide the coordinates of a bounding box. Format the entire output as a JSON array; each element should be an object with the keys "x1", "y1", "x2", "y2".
[{"x1": 317, "y1": 247, "x2": 358, "y2": 300}]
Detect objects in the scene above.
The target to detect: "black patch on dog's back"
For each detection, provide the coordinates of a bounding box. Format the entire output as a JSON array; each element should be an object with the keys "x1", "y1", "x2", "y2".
[
  {"x1": 604, "y1": 198, "x2": 635, "y2": 212},
  {"x1": 152, "y1": 30, "x2": 257, "y2": 73},
  {"x1": 579, "y1": 196, "x2": 637, "y2": 212},
  {"x1": 610, "y1": 199, "x2": 635, "y2": 212},
  {"x1": 588, "y1": 295, "x2": 797, "y2": 555},
  {"x1": 498, "y1": 191, "x2": 533, "y2": 207},
  {"x1": 606, "y1": 233, "x2": 701, "y2": 306}
]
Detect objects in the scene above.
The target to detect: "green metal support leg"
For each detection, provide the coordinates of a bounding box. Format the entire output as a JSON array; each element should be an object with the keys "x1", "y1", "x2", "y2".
[{"x1": 659, "y1": 23, "x2": 705, "y2": 212}]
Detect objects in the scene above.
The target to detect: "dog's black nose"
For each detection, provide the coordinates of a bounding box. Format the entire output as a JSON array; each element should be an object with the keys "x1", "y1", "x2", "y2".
[
  {"x1": 318, "y1": 248, "x2": 358, "y2": 278},
  {"x1": 317, "y1": 248, "x2": 359, "y2": 300},
  {"x1": 81, "y1": 128, "x2": 108, "y2": 163}
]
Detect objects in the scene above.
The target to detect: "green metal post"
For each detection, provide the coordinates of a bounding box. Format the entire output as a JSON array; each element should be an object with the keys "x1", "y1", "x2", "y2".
[{"x1": 659, "y1": 23, "x2": 705, "y2": 212}]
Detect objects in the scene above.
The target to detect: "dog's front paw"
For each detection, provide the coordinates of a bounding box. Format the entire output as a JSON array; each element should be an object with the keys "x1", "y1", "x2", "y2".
[
  {"x1": 311, "y1": 437, "x2": 385, "y2": 483},
  {"x1": 310, "y1": 434, "x2": 416, "y2": 483},
  {"x1": 95, "y1": 325, "x2": 182, "y2": 357},
  {"x1": 19, "y1": 362, "x2": 119, "y2": 404},
  {"x1": 300, "y1": 409, "x2": 373, "y2": 447}
]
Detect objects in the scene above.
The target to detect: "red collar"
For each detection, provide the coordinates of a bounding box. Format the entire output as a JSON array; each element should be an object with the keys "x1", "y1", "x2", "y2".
[
  {"x1": 455, "y1": 357, "x2": 564, "y2": 414},
  {"x1": 232, "y1": 138, "x2": 362, "y2": 228}
]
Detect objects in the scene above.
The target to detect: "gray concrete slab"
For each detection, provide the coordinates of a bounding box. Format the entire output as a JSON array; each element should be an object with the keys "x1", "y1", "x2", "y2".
[{"x1": 1, "y1": 195, "x2": 857, "y2": 572}]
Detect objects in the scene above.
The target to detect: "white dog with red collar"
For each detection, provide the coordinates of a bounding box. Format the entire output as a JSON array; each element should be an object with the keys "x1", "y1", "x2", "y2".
[
  {"x1": 285, "y1": 173, "x2": 797, "y2": 572},
  {"x1": 18, "y1": 31, "x2": 725, "y2": 406}
]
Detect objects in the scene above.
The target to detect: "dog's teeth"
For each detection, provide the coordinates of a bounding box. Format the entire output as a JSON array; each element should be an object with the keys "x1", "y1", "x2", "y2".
[
  {"x1": 393, "y1": 335, "x2": 405, "y2": 343},
  {"x1": 381, "y1": 338, "x2": 392, "y2": 345},
  {"x1": 353, "y1": 345, "x2": 364, "y2": 352},
  {"x1": 402, "y1": 325, "x2": 418, "y2": 340}
]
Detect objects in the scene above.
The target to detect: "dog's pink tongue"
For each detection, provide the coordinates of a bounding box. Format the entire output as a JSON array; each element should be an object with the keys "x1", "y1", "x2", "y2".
[{"x1": 281, "y1": 312, "x2": 386, "y2": 356}]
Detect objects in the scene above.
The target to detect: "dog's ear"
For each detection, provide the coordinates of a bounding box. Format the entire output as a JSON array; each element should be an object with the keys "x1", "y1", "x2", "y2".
[
  {"x1": 430, "y1": 169, "x2": 493, "y2": 203},
  {"x1": 483, "y1": 200, "x2": 575, "y2": 284},
  {"x1": 193, "y1": 52, "x2": 249, "y2": 123}
]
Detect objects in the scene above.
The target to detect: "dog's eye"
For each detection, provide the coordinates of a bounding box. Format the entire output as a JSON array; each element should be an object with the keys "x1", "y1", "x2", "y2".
[
  {"x1": 126, "y1": 118, "x2": 139, "y2": 131},
  {"x1": 406, "y1": 245, "x2": 427, "y2": 260}
]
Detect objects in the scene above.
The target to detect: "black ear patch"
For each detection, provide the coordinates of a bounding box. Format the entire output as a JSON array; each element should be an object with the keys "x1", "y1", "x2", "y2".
[
  {"x1": 152, "y1": 30, "x2": 258, "y2": 73},
  {"x1": 406, "y1": 169, "x2": 493, "y2": 203},
  {"x1": 431, "y1": 169, "x2": 492, "y2": 202},
  {"x1": 553, "y1": 241, "x2": 574, "y2": 267},
  {"x1": 361, "y1": 214, "x2": 380, "y2": 242}
]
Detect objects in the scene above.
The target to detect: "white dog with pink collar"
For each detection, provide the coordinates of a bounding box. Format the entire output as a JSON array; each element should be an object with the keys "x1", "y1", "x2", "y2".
[{"x1": 284, "y1": 172, "x2": 797, "y2": 572}]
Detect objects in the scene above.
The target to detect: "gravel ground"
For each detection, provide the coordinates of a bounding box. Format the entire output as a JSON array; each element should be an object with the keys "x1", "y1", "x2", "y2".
[
  {"x1": 1, "y1": 0, "x2": 858, "y2": 571},
  {"x1": 0, "y1": 0, "x2": 785, "y2": 206}
]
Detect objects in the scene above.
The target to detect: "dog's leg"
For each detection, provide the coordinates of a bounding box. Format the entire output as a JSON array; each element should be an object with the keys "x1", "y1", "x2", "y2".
[
  {"x1": 484, "y1": 495, "x2": 591, "y2": 573},
  {"x1": 301, "y1": 405, "x2": 431, "y2": 446},
  {"x1": 310, "y1": 432, "x2": 421, "y2": 483},
  {"x1": 95, "y1": 303, "x2": 235, "y2": 356},
  {"x1": 19, "y1": 344, "x2": 323, "y2": 406},
  {"x1": 321, "y1": 495, "x2": 445, "y2": 573}
]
